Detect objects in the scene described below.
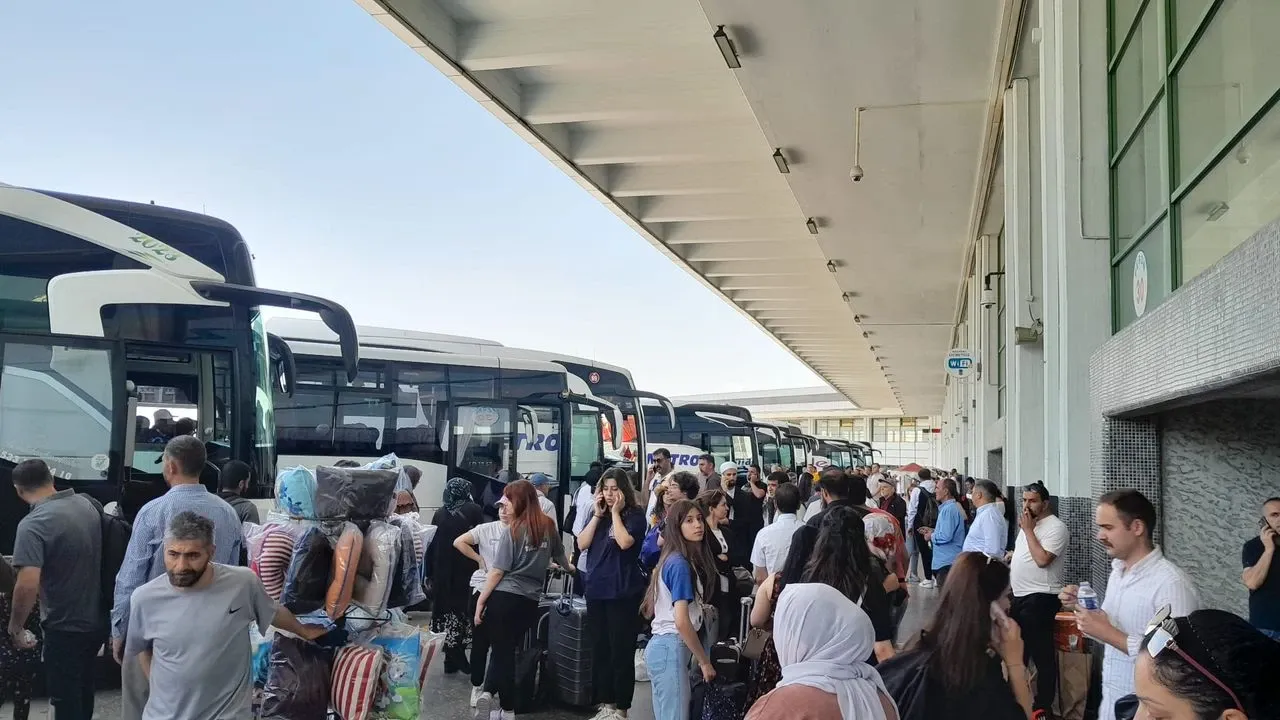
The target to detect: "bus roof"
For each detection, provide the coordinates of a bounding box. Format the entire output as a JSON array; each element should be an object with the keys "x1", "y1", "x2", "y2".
[
  {"x1": 267, "y1": 317, "x2": 635, "y2": 385},
  {"x1": 6, "y1": 186, "x2": 237, "y2": 282},
  {"x1": 282, "y1": 338, "x2": 570, "y2": 376}
]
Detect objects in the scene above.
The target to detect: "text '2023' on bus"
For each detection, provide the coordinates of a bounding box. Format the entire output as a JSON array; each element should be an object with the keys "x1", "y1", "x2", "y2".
[{"x1": 0, "y1": 185, "x2": 359, "y2": 553}]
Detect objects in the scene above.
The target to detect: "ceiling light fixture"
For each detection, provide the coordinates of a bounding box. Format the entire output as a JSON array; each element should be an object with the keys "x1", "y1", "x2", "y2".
[
  {"x1": 773, "y1": 148, "x2": 790, "y2": 174},
  {"x1": 853, "y1": 314, "x2": 863, "y2": 323},
  {"x1": 841, "y1": 292, "x2": 851, "y2": 302},
  {"x1": 826, "y1": 260, "x2": 838, "y2": 273},
  {"x1": 713, "y1": 25, "x2": 742, "y2": 69},
  {"x1": 806, "y1": 218, "x2": 818, "y2": 235},
  {"x1": 850, "y1": 106, "x2": 865, "y2": 183}
]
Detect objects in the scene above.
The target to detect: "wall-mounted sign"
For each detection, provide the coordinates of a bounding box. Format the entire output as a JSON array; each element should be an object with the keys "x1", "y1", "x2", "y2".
[
  {"x1": 1133, "y1": 250, "x2": 1148, "y2": 318},
  {"x1": 945, "y1": 349, "x2": 977, "y2": 379}
]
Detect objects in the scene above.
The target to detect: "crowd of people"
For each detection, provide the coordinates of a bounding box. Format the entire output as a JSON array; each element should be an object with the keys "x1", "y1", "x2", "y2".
[{"x1": 1, "y1": 440, "x2": 1278, "y2": 720}]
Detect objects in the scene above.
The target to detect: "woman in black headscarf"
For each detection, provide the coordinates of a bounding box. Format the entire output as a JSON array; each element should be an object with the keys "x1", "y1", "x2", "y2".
[{"x1": 429, "y1": 477, "x2": 484, "y2": 674}]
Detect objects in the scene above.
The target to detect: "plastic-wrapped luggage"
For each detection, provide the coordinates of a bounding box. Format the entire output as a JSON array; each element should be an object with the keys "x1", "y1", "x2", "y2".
[
  {"x1": 314, "y1": 466, "x2": 399, "y2": 521},
  {"x1": 546, "y1": 570, "x2": 592, "y2": 706},
  {"x1": 280, "y1": 527, "x2": 333, "y2": 615},
  {"x1": 260, "y1": 634, "x2": 334, "y2": 720}
]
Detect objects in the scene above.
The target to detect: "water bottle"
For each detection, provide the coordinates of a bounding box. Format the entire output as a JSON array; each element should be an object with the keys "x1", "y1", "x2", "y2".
[{"x1": 1077, "y1": 581, "x2": 1099, "y2": 611}]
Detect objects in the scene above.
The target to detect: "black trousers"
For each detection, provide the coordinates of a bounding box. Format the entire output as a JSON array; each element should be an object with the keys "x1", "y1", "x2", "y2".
[
  {"x1": 934, "y1": 564, "x2": 952, "y2": 589},
  {"x1": 483, "y1": 591, "x2": 540, "y2": 712},
  {"x1": 587, "y1": 595, "x2": 643, "y2": 711},
  {"x1": 469, "y1": 592, "x2": 492, "y2": 688},
  {"x1": 43, "y1": 629, "x2": 104, "y2": 720},
  {"x1": 918, "y1": 536, "x2": 935, "y2": 580},
  {"x1": 1011, "y1": 592, "x2": 1062, "y2": 713}
]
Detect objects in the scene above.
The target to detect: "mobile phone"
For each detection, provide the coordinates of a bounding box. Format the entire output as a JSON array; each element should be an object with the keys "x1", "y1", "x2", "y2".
[{"x1": 990, "y1": 601, "x2": 1010, "y2": 625}]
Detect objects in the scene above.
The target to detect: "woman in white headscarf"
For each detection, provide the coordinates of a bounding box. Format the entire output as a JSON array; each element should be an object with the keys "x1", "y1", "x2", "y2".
[{"x1": 746, "y1": 583, "x2": 899, "y2": 720}]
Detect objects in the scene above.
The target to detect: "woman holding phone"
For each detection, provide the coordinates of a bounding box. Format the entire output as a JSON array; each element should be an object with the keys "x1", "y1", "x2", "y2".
[
  {"x1": 577, "y1": 468, "x2": 648, "y2": 720},
  {"x1": 877, "y1": 552, "x2": 1033, "y2": 720}
]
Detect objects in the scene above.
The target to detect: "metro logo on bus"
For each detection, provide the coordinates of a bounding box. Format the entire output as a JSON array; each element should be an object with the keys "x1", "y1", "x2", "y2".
[{"x1": 126, "y1": 233, "x2": 182, "y2": 264}]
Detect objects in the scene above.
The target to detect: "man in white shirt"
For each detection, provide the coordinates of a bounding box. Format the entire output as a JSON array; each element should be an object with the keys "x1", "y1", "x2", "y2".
[
  {"x1": 1061, "y1": 489, "x2": 1200, "y2": 720},
  {"x1": 962, "y1": 480, "x2": 1008, "y2": 559},
  {"x1": 1009, "y1": 482, "x2": 1070, "y2": 718},
  {"x1": 642, "y1": 448, "x2": 675, "y2": 520},
  {"x1": 750, "y1": 480, "x2": 803, "y2": 583}
]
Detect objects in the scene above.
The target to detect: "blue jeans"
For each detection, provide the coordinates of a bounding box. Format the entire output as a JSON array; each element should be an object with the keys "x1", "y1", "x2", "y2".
[
  {"x1": 646, "y1": 633, "x2": 691, "y2": 720},
  {"x1": 1260, "y1": 628, "x2": 1280, "y2": 642}
]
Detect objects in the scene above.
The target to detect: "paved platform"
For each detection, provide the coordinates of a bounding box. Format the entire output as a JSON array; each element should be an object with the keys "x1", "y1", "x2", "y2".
[{"x1": 1, "y1": 586, "x2": 939, "y2": 720}]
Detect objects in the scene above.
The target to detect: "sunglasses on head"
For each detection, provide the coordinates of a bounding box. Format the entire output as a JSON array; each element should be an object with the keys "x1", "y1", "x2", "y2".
[{"x1": 1143, "y1": 605, "x2": 1243, "y2": 713}]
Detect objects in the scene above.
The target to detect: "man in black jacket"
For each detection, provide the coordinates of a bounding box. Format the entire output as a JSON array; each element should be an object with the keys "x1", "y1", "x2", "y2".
[
  {"x1": 876, "y1": 476, "x2": 908, "y2": 532},
  {"x1": 217, "y1": 461, "x2": 260, "y2": 526}
]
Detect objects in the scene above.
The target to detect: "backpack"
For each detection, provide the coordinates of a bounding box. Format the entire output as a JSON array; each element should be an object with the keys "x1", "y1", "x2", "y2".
[
  {"x1": 92, "y1": 500, "x2": 133, "y2": 627},
  {"x1": 916, "y1": 490, "x2": 939, "y2": 530}
]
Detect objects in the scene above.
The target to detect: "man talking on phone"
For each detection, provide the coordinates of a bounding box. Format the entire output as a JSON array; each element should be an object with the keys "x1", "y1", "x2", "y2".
[{"x1": 1242, "y1": 497, "x2": 1280, "y2": 640}]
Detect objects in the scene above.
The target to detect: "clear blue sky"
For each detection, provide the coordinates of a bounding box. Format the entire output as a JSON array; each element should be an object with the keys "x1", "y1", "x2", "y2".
[{"x1": 0, "y1": 0, "x2": 823, "y2": 396}]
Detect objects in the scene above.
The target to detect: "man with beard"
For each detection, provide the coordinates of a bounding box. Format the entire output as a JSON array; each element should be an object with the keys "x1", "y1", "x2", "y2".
[
  {"x1": 125, "y1": 512, "x2": 333, "y2": 720},
  {"x1": 1009, "y1": 482, "x2": 1070, "y2": 719},
  {"x1": 1242, "y1": 496, "x2": 1280, "y2": 639}
]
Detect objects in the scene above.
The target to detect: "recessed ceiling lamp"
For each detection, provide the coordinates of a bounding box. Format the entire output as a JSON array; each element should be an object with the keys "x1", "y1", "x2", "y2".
[
  {"x1": 773, "y1": 148, "x2": 790, "y2": 174},
  {"x1": 713, "y1": 25, "x2": 741, "y2": 69},
  {"x1": 806, "y1": 218, "x2": 818, "y2": 235}
]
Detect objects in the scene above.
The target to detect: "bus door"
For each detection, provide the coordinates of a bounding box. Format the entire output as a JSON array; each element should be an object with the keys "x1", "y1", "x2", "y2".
[
  {"x1": 449, "y1": 400, "x2": 516, "y2": 515},
  {"x1": 119, "y1": 344, "x2": 236, "y2": 519},
  {"x1": 0, "y1": 334, "x2": 122, "y2": 553}
]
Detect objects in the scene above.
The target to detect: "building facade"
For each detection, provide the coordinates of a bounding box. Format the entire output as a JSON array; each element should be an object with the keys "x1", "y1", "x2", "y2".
[
  {"x1": 669, "y1": 387, "x2": 940, "y2": 468},
  {"x1": 942, "y1": 0, "x2": 1280, "y2": 610}
]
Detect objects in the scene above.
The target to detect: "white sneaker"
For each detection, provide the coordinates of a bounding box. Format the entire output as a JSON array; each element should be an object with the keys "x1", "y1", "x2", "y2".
[
  {"x1": 591, "y1": 706, "x2": 618, "y2": 720},
  {"x1": 920, "y1": 579, "x2": 936, "y2": 589},
  {"x1": 488, "y1": 710, "x2": 502, "y2": 720},
  {"x1": 474, "y1": 692, "x2": 494, "y2": 720},
  {"x1": 469, "y1": 686, "x2": 485, "y2": 708},
  {"x1": 499, "y1": 712, "x2": 513, "y2": 720}
]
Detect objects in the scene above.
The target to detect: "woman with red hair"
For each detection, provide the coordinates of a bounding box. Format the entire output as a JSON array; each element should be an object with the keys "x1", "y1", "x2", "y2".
[{"x1": 473, "y1": 480, "x2": 572, "y2": 719}]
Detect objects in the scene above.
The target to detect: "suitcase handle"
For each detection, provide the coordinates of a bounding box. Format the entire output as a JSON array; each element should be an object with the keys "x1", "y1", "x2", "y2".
[{"x1": 739, "y1": 595, "x2": 753, "y2": 642}]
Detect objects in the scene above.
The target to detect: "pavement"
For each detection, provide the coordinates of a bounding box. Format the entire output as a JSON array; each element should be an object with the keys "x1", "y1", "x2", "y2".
[{"x1": 2, "y1": 585, "x2": 939, "y2": 720}]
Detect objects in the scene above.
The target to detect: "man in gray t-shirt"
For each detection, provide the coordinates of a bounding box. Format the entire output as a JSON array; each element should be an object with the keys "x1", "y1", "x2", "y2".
[
  {"x1": 8, "y1": 459, "x2": 104, "y2": 720},
  {"x1": 125, "y1": 511, "x2": 327, "y2": 720}
]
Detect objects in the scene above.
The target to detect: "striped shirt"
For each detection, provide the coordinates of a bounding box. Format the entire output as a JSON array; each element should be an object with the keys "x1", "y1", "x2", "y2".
[
  {"x1": 110, "y1": 484, "x2": 243, "y2": 639},
  {"x1": 1097, "y1": 548, "x2": 1201, "y2": 720}
]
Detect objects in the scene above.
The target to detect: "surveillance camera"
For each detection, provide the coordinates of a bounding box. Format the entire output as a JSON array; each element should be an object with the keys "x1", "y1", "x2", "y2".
[{"x1": 850, "y1": 165, "x2": 864, "y2": 183}]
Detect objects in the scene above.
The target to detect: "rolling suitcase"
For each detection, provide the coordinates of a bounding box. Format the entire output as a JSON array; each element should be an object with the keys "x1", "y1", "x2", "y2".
[
  {"x1": 546, "y1": 570, "x2": 593, "y2": 706},
  {"x1": 692, "y1": 596, "x2": 753, "y2": 720}
]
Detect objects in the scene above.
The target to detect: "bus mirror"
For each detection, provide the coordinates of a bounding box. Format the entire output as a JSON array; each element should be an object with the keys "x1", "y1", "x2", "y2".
[
  {"x1": 267, "y1": 333, "x2": 297, "y2": 399},
  {"x1": 189, "y1": 281, "x2": 361, "y2": 383},
  {"x1": 518, "y1": 406, "x2": 539, "y2": 440}
]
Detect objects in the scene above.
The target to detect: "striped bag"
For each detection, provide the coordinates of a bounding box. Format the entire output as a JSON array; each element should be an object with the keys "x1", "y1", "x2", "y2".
[{"x1": 331, "y1": 644, "x2": 385, "y2": 720}]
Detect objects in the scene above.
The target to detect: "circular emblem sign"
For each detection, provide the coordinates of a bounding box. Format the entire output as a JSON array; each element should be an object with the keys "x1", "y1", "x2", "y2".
[
  {"x1": 1133, "y1": 250, "x2": 1148, "y2": 318},
  {"x1": 588, "y1": 372, "x2": 600, "y2": 384}
]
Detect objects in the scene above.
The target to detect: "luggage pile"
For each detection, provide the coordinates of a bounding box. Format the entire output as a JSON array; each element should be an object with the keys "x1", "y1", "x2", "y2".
[{"x1": 243, "y1": 456, "x2": 444, "y2": 720}]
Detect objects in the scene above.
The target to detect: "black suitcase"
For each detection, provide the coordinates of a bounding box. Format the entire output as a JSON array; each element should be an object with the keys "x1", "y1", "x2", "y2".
[{"x1": 546, "y1": 570, "x2": 593, "y2": 706}]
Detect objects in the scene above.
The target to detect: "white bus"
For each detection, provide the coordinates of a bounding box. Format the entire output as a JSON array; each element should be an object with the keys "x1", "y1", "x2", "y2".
[
  {"x1": 266, "y1": 317, "x2": 675, "y2": 473},
  {"x1": 0, "y1": 185, "x2": 359, "y2": 553},
  {"x1": 269, "y1": 333, "x2": 621, "y2": 517}
]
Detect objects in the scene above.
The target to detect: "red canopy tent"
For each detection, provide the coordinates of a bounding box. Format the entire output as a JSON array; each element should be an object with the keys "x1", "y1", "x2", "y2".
[{"x1": 896, "y1": 462, "x2": 923, "y2": 474}]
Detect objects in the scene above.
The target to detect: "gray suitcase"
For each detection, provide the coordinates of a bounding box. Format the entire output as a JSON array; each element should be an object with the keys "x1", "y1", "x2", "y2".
[{"x1": 546, "y1": 570, "x2": 593, "y2": 706}]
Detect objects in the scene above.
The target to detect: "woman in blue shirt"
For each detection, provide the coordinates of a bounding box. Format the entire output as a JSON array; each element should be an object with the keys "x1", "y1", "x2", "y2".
[
  {"x1": 577, "y1": 469, "x2": 648, "y2": 720},
  {"x1": 641, "y1": 499, "x2": 719, "y2": 720}
]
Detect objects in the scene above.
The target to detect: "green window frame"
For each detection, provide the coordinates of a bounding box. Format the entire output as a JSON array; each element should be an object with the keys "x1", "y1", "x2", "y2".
[{"x1": 1108, "y1": 0, "x2": 1280, "y2": 331}]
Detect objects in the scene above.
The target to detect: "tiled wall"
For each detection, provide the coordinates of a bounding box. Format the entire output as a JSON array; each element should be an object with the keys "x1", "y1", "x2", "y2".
[
  {"x1": 1161, "y1": 400, "x2": 1280, "y2": 617},
  {"x1": 1087, "y1": 217, "x2": 1280, "y2": 595}
]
